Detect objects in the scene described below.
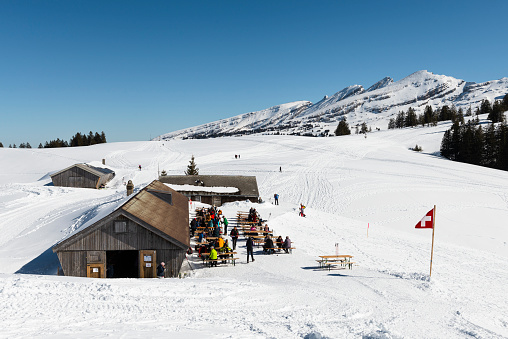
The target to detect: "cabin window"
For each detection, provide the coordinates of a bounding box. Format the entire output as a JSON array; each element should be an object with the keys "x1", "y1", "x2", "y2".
[{"x1": 114, "y1": 221, "x2": 127, "y2": 233}]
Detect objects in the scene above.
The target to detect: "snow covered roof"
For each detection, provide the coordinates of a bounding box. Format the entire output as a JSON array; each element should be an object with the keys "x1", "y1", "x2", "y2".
[
  {"x1": 50, "y1": 163, "x2": 115, "y2": 178},
  {"x1": 164, "y1": 183, "x2": 239, "y2": 194},
  {"x1": 159, "y1": 175, "x2": 259, "y2": 197}
]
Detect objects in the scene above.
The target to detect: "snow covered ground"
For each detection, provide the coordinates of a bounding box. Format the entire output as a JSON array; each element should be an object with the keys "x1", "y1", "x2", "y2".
[{"x1": 1, "y1": 122, "x2": 508, "y2": 338}]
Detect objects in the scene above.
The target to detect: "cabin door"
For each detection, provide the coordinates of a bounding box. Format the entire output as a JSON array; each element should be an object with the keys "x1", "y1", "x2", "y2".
[
  {"x1": 139, "y1": 250, "x2": 156, "y2": 278},
  {"x1": 87, "y1": 263, "x2": 105, "y2": 278}
]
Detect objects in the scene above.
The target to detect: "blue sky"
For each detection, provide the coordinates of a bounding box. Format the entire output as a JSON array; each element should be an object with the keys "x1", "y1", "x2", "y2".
[{"x1": 1, "y1": 1, "x2": 507, "y2": 147}]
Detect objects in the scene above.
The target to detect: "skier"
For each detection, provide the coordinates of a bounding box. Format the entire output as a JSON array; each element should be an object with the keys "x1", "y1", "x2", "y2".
[
  {"x1": 274, "y1": 193, "x2": 279, "y2": 205},
  {"x1": 138, "y1": 165, "x2": 142, "y2": 171},
  {"x1": 299, "y1": 204, "x2": 306, "y2": 217}
]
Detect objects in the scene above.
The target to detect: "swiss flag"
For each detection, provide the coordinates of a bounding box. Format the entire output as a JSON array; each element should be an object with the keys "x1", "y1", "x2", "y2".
[{"x1": 415, "y1": 208, "x2": 434, "y2": 229}]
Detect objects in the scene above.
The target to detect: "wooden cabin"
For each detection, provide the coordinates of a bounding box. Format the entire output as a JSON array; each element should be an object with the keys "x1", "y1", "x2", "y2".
[
  {"x1": 50, "y1": 163, "x2": 115, "y2": 189},
  {"x1": 159, "y1": 175, "x2": 259, "y2": 206},
  {"x1": 52, "y1": 180, "x2": 189, "y2": 278}
]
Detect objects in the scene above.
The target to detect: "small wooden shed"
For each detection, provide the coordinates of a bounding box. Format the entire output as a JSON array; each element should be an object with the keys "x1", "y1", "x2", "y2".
[
  {"x1": 50, "y1": 163, "x2": 115, "y2": 189},
  {"x1": 159, "y1": 175, "x2": 260, "y2": 206},
  {"x1": 52, "y1": 180, "x2": 189, "y2": 278}
]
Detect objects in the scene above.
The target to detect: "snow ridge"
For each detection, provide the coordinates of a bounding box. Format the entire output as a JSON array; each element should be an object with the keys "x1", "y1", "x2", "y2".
[{"x1": 156, "y1": 70, "x2": 508, "y2": 140}]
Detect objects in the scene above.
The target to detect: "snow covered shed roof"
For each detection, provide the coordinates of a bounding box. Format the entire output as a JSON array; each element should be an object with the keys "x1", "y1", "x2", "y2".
[
  {"x1": 53, "y1": 180, "x2": 190, "y2": 252},
  {"x1": 159, "y1": 175, "x2": 259, "y2": 197},
  {"x1": 50, "y1": 163, "x2": 114, "y2": 178}
]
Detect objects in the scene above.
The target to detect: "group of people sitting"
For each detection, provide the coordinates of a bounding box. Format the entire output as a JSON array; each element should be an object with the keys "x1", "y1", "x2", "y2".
[
  {"x1": 191, "y1": 206, "x2": 229, "y2": 238},
  {"x1": 247, "y1": 207, "x2": 259, "y2": 223},
  {"x1": 191, "y1": 205, "x2": 293, "y2": 267},
  {"x1": 262, "y1": 234, "x2": 292, "y2": 254}
]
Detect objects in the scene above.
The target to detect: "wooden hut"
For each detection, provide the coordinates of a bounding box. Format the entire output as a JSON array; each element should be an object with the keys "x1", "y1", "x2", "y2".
[
  {"x1": 53, "y1": 180, "x2": 189, "y2": 278},
  {"x1": 50, "y1": 163, "x2": 115, "y2": 189},
  {"x1": 159, "y1": 175, "x2": 259, "y2": 206}
]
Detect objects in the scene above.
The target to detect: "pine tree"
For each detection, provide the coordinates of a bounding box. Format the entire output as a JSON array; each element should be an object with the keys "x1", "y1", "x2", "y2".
[
  {"x1": 184, "y1": 155, "x2": 199, "y2": 175},
  {"x1": 0, "y1": 142, "x2": 3, "y2": 147},
  {"x1": 405, "y1": 107, "x2": 417, "y2": 127},
  {"x1": 502, "y1": 93, "x2": 508, "y2": 111},
  {"x1": 38, "y1": 143, "x2": 43, "y2": 149},
  {"x1": 465, "y1": 106, "x2": 472, "y2": 117},
  {"x1": 360, "y1": 122, "x2": 368, "y2": 134},
  {"x1": 100, "y1": 131, "x2": 107, "y2": 143},
  {"x1": 489, "y1": 101, "x2": 505, "y2": 123},
  {"x1": 480, "y1": 99, "x2": 492, "y2": 115},
  {"x1": 423, "y1": 105, "x2": 433, "y2": 126},
  {"x1": 440, "y1": 129, "x2": 452, "y2": 159},
  {"x1": 484, "y1": 123, "x2": 497, "y2": 167},
  {"x1": 456, "y1": 108, "x2": 465, "y2": 125},
  {"x1": 334, "y1": 117, "x2": 351, "y2": 136}
]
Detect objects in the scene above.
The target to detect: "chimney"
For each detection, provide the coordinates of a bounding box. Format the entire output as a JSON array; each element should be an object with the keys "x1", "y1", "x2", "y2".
[
  {"x1": 126, "y1": 180, "x2": 134, "y2": 196},
  {"x1": 102, "y1": 159, "x2": 105, "y2": 165}
]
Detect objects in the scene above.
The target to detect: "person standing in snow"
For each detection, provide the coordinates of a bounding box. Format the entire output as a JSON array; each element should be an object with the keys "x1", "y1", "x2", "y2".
[
  {"x1": 138, "y1": 165, "x2": 142, "y2": 171},
  {"x1": 230, "y1": 226, "x2": 239, "y2": 250},
  {"x1": 246, "y1": 236, "x2": 255, "y2": 263},
  {"x1": 222, "y1": 216, "x2": 229, "y2": 235},
  {"x1": 156, "y1": 262, "x2": 166, "y2": 278},
  {"x1": 274, "y1": 193, "x2": 279, "y2": 205}
]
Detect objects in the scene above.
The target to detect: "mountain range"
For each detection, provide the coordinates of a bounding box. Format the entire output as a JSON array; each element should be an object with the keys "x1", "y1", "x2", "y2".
[{"x1": 157, "y1": 70, "x2": 508, "y2": 140}]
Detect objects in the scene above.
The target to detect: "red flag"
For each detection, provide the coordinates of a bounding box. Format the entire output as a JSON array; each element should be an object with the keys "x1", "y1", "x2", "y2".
[{"x1": 415, "y1": 208, "x2": 434, "y2": 229}]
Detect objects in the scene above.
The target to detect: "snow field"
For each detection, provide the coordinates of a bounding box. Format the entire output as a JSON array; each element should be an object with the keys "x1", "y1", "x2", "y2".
[{"x1": 0, "y1": 127, "x2": 507, "y2": 338}]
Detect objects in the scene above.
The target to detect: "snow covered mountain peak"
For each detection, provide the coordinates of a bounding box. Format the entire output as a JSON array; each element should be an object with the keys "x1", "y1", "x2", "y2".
[
  {"x1": 366, "y1": 76, "x2": 393, "y2": 92},
  {"x1": 156, "y1": 70, "x2": 508, "y2": 140}
]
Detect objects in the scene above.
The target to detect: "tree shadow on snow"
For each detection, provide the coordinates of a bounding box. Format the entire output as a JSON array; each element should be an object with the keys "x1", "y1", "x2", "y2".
[{"x1": 15, "y1": 247, "x2": 61, "y2": 275}]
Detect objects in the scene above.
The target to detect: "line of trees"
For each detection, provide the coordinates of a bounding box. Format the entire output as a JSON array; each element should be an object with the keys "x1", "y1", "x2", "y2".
[
  {"x1": 440, "y1": 118, "x2": 508, "y2": 170},
  {"x1": 334, "y1": 117, "x2": 372, "y2": 136},
  {"x1": 388, "y1": 95, "x2": 508, "y2": 130},
  {"x1": 0, "y1": 131, "x2": 107, "y2": 149}
]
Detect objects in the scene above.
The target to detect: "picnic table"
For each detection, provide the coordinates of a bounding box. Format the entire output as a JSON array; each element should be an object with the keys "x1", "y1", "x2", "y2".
[
  {"x1": 200, "y1": 252, "x2": 238, "y2": 266},
  {"x1": 317, "y1": 255, "x2": 354, "y2": 270}
]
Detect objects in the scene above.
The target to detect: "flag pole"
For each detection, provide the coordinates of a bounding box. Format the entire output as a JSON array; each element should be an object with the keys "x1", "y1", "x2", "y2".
[{"x1": 429, "y1": 205, "x2": 436, "y2": 277}]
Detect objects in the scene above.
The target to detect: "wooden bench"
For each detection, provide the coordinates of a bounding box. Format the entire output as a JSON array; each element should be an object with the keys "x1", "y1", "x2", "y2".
[
  {"x1": 320, "y1": 261, "x2": 355, "y2": 270},
  {"x1": 202, "y1": 257, "x2": 239, "y2": 267}
]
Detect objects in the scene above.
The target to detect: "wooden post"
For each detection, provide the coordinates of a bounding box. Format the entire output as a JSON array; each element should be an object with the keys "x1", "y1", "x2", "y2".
[{"x1": 429, "y1": 205, "x2": 436, "y2": 277}]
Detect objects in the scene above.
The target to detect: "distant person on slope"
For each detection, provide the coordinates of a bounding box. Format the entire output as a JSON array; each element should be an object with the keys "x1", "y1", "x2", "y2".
[
  {"x1": 274, "y1": 193, "x2": 279, "y2": 205},
  {"x1": 299, "y1": 204, "x2": 306, "y2": 217}
]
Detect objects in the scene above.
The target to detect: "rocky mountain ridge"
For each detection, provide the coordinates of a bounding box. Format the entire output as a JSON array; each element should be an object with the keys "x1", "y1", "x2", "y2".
[{"x1": 157, "y1": 70, "x2": 508, "y2": 140}]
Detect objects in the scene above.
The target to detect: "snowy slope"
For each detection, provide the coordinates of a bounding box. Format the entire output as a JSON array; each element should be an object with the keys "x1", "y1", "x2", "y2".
[
  {"x1": 156, "y1": 70, "x2": 508, "y2": 140},
  {"x1": 1, "y1": 124, "x2": 508, "y2": 338}
]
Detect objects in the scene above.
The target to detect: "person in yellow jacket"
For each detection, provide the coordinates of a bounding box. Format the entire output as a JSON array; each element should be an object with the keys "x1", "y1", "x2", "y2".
[
  {"x1": 209, "y1": 246, "x2": 218, "y2": 267},
  {"x1": 218, "y1": 237, "x2": 224, "y2": 249}
]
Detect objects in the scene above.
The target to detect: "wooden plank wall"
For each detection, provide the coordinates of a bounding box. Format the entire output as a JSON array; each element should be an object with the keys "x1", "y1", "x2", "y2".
[
  {"x1": 52, "y1": 167, "x2": 100, "y2": 188},
  {"x1": 57, "y1": 215, "x2": 187, "y2": 278}
]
